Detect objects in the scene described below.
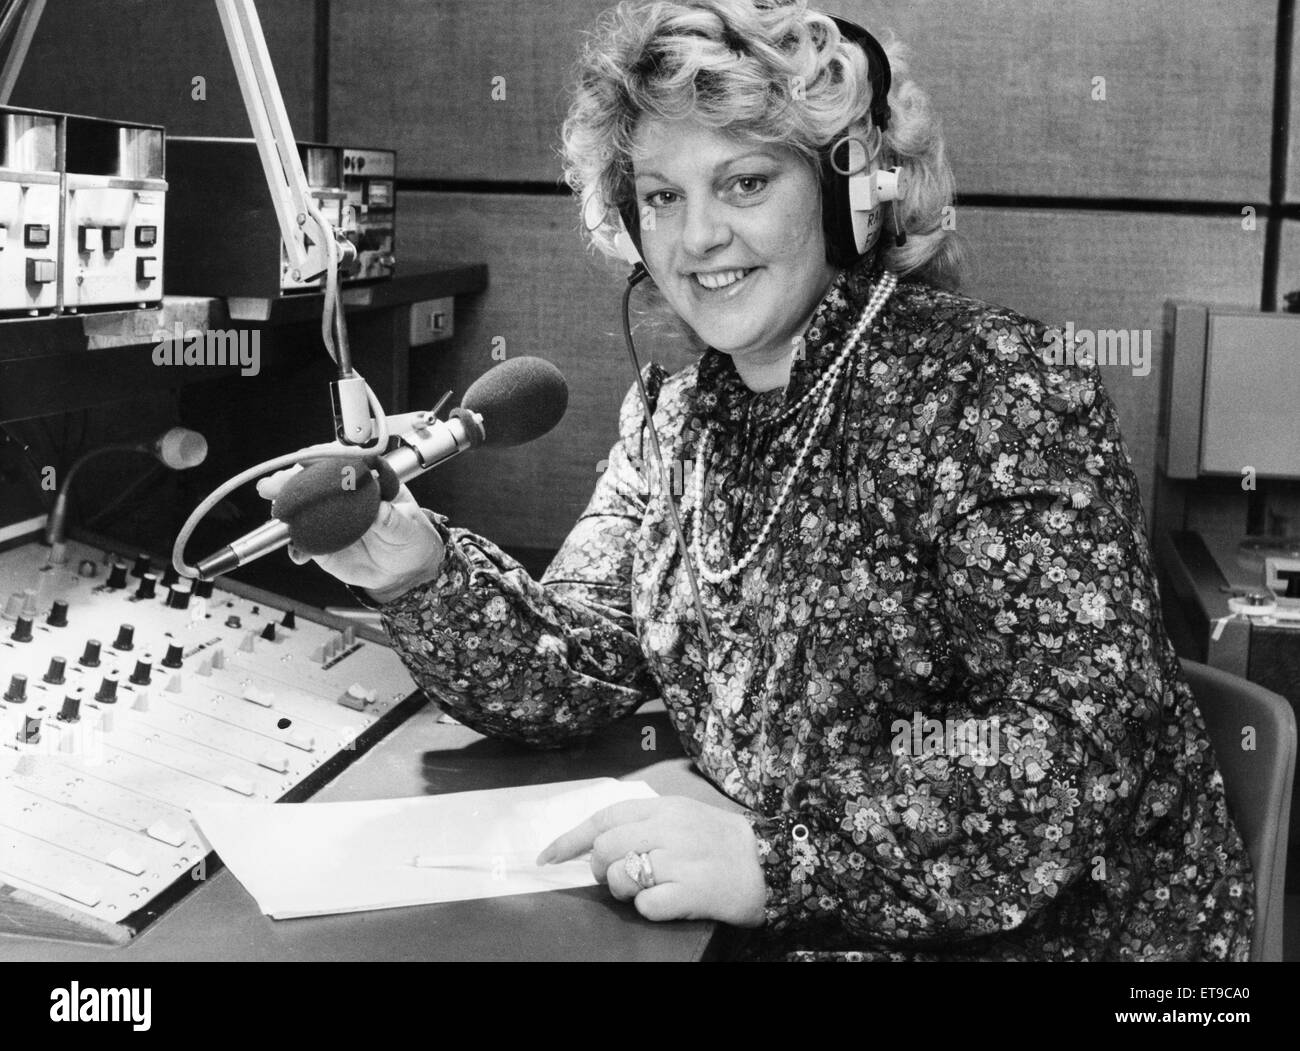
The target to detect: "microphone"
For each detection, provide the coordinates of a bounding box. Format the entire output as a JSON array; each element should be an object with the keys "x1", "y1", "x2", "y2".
[
  {"x1": 193, "y1": 357, "x2": 568, "y2": 579},
  {"x1": 45, "y1": 427, "x2": 208, "y2": 561},
  {"x1": 153, "y1": 427, "x2": 210, "y2": 471}
]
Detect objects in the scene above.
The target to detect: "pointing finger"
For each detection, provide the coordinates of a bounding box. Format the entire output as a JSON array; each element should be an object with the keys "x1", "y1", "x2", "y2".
[{"x1": 536, "y1": 798, "x2": 661, "y2": 864}]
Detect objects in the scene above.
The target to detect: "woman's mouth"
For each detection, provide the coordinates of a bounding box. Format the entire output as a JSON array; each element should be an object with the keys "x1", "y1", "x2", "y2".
[{"x1": 691, "y1": 267, "x2": 757, "y2": 292}]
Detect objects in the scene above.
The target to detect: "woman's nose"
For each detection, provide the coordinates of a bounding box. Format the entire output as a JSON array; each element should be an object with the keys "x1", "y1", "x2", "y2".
[{"x1": 680, "y1": 197, "x2": 731, "y2": 257}]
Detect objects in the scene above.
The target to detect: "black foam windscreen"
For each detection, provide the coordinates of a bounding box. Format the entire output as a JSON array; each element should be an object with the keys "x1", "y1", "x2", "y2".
[
  {"x1": 461, "y1": 356, "x2": 568, "y2": 447},
  {"x1": 272, "y1": 457, "x2": 381, "y2": 556}
]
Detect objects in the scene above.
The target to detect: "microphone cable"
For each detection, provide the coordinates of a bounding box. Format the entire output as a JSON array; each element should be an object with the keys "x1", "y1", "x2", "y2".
[{"x1": 171, "y1": 221, "x2": 389, "y2": 580}]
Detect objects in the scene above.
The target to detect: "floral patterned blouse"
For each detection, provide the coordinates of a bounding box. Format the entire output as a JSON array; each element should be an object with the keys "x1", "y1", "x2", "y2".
[{"x1": 377, "y1": 256, "x2": 1255, "y2": 961}]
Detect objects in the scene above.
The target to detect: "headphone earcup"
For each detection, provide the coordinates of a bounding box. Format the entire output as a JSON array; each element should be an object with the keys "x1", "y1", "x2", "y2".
[
  {"x1": 616, "y1": 201, "x2": 646, "y2": 267},
  {"x1": 820, "y1": 141, "x2": 902, "y2": 265},
  {"x1": 585, "y1": 189, "x2": 645, "y2": 268},
  {"x1": 848, "y1": 171, "x2": 885, "y2": 257},
  {"x1": 820, "y1": 142, "x2": 868, "y2": 268}
]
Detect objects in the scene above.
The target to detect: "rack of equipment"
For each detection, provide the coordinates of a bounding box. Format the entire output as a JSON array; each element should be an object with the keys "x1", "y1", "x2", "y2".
[
  {"x1": 165, "y1": 138, "x2": 396, "y2": 302},
  {"x1": 0, "y1": 104, "x2": 165, "y2": 315}
]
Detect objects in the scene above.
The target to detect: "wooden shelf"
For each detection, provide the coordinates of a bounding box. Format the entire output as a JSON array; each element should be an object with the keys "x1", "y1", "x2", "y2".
[{"x1": 0, "y1": 264, "x2": 487, "y2": 422}]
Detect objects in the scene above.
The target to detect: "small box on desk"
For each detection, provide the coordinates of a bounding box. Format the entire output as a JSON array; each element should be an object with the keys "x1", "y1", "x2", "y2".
[{"x1": 1157, "y1": 530, "x2": 1300, "y2": 881}]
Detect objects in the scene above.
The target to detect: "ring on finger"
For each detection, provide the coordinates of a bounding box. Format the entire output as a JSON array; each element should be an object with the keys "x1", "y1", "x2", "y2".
[{"x1": 623, "y1": 849, "x2": 656, "y2": 891}]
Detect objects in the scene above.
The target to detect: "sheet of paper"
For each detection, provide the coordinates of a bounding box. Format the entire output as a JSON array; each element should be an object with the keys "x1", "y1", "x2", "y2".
[{"x1": 191, "y1": 778, "x2": 657, "y2": 919}]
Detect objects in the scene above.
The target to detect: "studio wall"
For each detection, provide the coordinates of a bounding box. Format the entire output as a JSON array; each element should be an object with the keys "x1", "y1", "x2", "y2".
[
  {"x1": 7, "y1": 0, "x2": 1287, "y2": 556},
  {"x1": 329, "y1": 0, "x2": 1279, "y2": 549}
]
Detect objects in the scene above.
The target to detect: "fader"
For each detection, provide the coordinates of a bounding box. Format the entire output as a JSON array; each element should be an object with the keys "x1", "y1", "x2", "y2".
[{"x1": 0, "y1": 537, "x2": 421, "y2": 941}]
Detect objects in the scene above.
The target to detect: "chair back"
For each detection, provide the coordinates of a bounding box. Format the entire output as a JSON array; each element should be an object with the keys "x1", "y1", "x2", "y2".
[{"x1": 1182, "y1": 658, "x2": 1296, "y2": 961}]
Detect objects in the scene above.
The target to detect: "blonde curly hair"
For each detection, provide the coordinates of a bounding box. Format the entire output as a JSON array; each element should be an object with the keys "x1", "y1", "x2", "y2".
[{"x1": 560, "y1": 0, "x2": 963, "y2": 288}]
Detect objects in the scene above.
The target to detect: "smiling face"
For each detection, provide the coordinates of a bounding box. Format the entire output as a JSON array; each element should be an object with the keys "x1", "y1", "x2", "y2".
[{"x1": 629, "y1": 117, "x2": 839, "y2": 390}]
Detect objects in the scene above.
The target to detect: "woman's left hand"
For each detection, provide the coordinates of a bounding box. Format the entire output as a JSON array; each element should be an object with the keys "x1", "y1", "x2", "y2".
[{"x1": 536, "y1": 796, "x2": 767, "y2": 927}]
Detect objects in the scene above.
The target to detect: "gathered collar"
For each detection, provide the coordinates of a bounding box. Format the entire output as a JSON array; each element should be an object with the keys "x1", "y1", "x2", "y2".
[{"x1": 693, "y1": 254, "x2": 885, "y2": 434}]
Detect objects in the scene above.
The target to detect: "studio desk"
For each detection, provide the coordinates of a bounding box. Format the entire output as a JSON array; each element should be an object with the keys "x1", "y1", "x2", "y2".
[
  {"x1": 0, "y1": 527, "x2": 729, "y2": 962},
  {"x1": 0, "y1": 267, "x2": 726, "y2": 960},
  {"x1": 3, "y1": 693, "x2": 727, "y2": 963}
]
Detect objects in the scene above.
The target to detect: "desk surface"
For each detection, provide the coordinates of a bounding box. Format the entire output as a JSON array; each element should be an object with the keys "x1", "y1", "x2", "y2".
[{"x1": 0, "y1": 700, "x2": 728, "y2": 962}]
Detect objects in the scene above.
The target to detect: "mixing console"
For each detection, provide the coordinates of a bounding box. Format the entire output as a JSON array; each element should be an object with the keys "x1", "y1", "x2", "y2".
[{"x1": 0, "y1": 535, "x2": 420, "y2": 941}]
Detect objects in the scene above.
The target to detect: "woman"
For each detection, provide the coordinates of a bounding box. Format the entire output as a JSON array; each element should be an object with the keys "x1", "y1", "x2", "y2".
[{"x1": 263, "y1": 0, "x2": 1254, "y2": 960}]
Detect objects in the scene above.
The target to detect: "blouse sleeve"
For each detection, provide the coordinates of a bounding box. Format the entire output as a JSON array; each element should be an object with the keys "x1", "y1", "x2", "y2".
[
  {"x1": 746, "y1": 317, "x2": 1231, "y2": 954},
  {"x1": 373, "y1": 366, "x2": 668, "y2": 748}
]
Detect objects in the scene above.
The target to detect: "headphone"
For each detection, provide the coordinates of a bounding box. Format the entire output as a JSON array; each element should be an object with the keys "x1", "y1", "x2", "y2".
[{"x1": 601, "y1": 13, "x2": 903, "y2": 271}]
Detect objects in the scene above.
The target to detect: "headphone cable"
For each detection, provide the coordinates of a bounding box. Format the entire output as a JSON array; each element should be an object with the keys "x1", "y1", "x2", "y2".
[{"x1": 621, "y1": 266, "x2": 714, "y2": 653}]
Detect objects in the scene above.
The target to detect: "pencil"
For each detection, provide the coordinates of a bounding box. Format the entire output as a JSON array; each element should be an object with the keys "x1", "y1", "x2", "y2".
[{"x1": 412, "y1": 854, "x2": 544, "y2": 869}]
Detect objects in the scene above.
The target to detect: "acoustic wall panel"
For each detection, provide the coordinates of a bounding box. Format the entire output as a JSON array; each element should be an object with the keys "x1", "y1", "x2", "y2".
[
  {"x1": 399, "y1": 192, "x2": 1262, "y2": 549},
  {"x1": 331, "y1": 0, "x2": 1274, "y2": 202}
]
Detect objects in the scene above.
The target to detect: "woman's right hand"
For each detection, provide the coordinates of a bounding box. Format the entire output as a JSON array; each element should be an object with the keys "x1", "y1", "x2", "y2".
[{"x1": 256, "y1": 466, "x2": 446, "y2": 602}]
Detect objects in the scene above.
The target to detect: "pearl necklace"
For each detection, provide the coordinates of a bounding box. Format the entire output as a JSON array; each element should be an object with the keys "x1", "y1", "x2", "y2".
[{"x1": 687, "y1": 269, "x2": 897, "y2": 586}]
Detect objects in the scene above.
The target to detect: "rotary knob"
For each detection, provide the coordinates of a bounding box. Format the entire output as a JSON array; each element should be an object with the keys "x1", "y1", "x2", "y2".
[
  {"x1": 58, "y1": 692, "x2": 82, "y2": 722},
  {"x1": 131, "y1": 553, "x2": 152, "y2": 578},
  {"x1": 16, "y1": 714, "x2": 41, "y2": 744},
  {"x1": 46, "y1": 599, "x2": 68, "y2": 627},
  {"x1": 128, "y1": 658, "x2": 152, "y2": 687},
  {"x1": 161, "y1": 643, "x2": 185, "y2": 669},
  {"x1": 161, "y1": 565, "x2": 179, "y2": 588},
  {"x1": 79, "y1": 639, "x2": 102, "y2": 666},
  {"x1": 106, "y1": 562, "x2": 128, "y2": 590},
  {"x1": 112, "y1": 624, "x2": 135, "y2": 651},
  {"x1": 3, "y1": 674, "x2": 27, "y2": 703},
  {"x1": 280, "y1": 609, "x2": 296, "y2": 629},
  {"x1": 167, "y1": 586, "x2": 192, "y2": 610},
  {"x1": 11, "y1": 616, "x2": 33, "y2": 642},
  {"x1": 44, "y1": 656, "x2": 67, "y2": 684},
  {"x1": 194, "y1": 578, "x2": 215, "y2": 599},
  {"x1": 94, "y1": 674, "x2": 119, "y2": 703},
  {"x1": 261, "y1": 622, "x2": 277, "y2": 642},
  {"x1": 136, "y1": 574, "x2": 158, "y2": 600},
  {"x1": 77, "y1": 559, "x2": 97, "y2": 578}
]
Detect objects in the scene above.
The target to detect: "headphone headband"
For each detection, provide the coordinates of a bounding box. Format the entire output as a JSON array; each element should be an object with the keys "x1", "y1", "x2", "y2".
[{"x1": 828, "y1": 15, "x2": 892, "y2": 133}]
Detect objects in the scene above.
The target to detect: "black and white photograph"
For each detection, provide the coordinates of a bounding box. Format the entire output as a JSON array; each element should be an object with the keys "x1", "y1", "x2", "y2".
[{"x1": 0, "y1": 0, "x2": 1295, "y2": 1023}]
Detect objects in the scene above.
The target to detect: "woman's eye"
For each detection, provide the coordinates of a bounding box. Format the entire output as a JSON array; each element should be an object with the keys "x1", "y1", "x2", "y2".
[
  {"x1": 645, "y1": 190, "x2": 680, "y2": 208},
  {"x1": 732, "y1": 175, "x2": 769, "y2": 197}
]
